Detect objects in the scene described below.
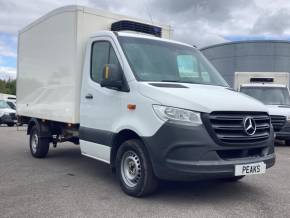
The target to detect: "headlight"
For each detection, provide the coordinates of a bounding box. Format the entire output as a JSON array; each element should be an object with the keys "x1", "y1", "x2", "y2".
[
  {"x1": 287, "y1": 115, "x2": 290, "y2": 121},
  {"x1": 152, "y1": 105, "x2": 202, "y2": 126}
]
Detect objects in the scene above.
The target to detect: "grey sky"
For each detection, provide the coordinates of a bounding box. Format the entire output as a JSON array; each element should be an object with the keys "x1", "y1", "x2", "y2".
[{"x1": 2, "y1": 0, "x2": 290, "y2": 45}]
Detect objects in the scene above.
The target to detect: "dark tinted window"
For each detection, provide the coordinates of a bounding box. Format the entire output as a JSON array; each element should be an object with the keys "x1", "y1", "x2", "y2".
[
  {"x1": 240, "y1": 86, "x2": 290, "y2": 105},
  {"x1": 91, "y1": 42, "x2": 110, "y2": 83},
  {"x1": 91, "y1": 41, "x2": 121, "y2": 83},
  {"x1": 109, "y1": 46, "x2": 119, "y2": 65},
  {"x1": 6, "y1": 102, "x2": 16, "y2": 110}
]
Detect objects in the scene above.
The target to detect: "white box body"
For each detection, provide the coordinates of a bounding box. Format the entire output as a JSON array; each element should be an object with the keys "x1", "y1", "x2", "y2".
[{"x1": 17, "y1": 5, "x2": 172, "y2": 123}]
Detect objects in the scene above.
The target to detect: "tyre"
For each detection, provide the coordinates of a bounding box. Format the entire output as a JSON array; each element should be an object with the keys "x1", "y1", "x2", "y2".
[
  {"x1": 116, "y1": 139, "x2": 158, "y2": 197},
  {"x1": 285, "y1": 140, "x2": 290, "y2": 146},
  {"x1": 221, "y1": 175, "x2": 245, "y2": 182},
  {"x1": 29, "y1": 126, "x2": 50, "y2": 158},
  {"x1": 7, "y1": 123, "x2": 14, "y2": 127}
]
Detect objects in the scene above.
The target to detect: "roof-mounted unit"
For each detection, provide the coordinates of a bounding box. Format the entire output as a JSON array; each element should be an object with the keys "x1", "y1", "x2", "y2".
[
  {"x1": 250, "y1": 78, "x2": 274, "y2": 83},
  {"x1": 111, "y1": 20, "x2": 162, "y2": 37}
]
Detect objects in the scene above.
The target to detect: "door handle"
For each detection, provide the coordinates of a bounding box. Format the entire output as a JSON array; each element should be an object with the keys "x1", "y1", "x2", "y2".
[{"x1": 85, "y1": 94, "x2": 93, "y2": 99}]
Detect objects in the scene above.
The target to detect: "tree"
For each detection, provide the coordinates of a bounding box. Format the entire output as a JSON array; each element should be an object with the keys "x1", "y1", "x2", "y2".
[{"x1": 0, "y1": 79, "x2": 16, "y2": 95}]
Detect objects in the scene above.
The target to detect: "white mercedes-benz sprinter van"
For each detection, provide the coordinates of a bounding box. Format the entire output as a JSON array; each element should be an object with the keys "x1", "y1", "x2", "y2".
[{"x1": 17, "y1": 6, "x2": 275, "y2": 197}]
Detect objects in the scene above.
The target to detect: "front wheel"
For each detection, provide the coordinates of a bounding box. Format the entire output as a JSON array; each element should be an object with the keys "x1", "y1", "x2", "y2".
[
  {"x1": 29, "y1": 126, "x2": 50, "y2": 158},
  {"x1": 116, "y1": 139, "x2": 158, "y2": 197}
]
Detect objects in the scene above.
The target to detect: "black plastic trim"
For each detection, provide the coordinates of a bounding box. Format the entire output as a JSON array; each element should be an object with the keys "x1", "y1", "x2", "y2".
[
  {"x1": 270, "y1": 115, "x2": 286, "y2": 132},
  {"x1": 202, "y1": 111, "x2": 272, "y2": 146},
  {"x1": 111, "y1": 20, "x2": 162, "y2": 37},
  {"x1": 149, "y1": 83, "x2": 188, "y2": 88},
  {"x1": 79, "y1": 126, "x2": 113, "y2": 147},
  {"x1": 142, "y1": 121, "x2": 275, "y2": 181}
]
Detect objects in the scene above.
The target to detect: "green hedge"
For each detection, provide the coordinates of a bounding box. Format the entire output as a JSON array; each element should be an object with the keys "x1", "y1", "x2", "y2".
[{"x1": 0, "y1": 79, "x2": 16, "y2": 95}]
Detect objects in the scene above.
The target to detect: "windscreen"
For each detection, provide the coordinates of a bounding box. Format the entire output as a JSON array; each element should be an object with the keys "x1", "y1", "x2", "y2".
[
  {"x1": 0, "y1": 100, "x2": 10, "y2": 109},
  {"x1": 118, "y1": 36, "x2": 228, "y2": 87},
  {"x1": 6, "y1": 101, "x2": 16, "y2": 110},
  {"x1": 240, "y1": 86, "x2": 290, "y2": 105}
]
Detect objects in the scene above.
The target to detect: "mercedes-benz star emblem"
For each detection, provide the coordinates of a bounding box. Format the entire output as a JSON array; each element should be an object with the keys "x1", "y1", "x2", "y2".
[{"x1": 243, "y1": 117, "x2": 256, "y2": 136}]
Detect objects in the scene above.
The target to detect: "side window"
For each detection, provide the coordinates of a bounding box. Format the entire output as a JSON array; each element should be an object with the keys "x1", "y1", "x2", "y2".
[
  {"x1": 109, "y1": 46, "x2": 120, "y2": 65},
  {"x1": 91, "y1": 41, "x2": 121, "y2": 83},
  {"x1": 91, "y1": 41, "x2": 110, "y2": 83}
]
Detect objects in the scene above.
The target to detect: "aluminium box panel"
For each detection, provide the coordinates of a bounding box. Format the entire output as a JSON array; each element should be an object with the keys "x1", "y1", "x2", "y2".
[{"x1": 17, "y1": 9, "x2": 80, "y2": 123}]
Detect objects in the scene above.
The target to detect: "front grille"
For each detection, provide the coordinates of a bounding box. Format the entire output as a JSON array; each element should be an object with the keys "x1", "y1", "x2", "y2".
[
  {"x1": 270, "y1": 115, "x2": 286, "y2": 132},
  {"x1": 217, "y1": 147, "x2": 266, "y2": 160},
  {"x1": 9, "y1": 113, "x2": 16, "y2": 120},
  {"x1": 282, "y1": 125, "x2": 290, "y2": 132},
  {"x1": 202, "y1": 112, "x2": 271, "y2": 146}
]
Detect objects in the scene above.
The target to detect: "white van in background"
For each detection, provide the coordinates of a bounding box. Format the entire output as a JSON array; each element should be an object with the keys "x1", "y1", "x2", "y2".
[
  {"x1": 235, "y1": 72, "x2": 290, "y2": 145},
  {"x1": 0, "y1": 94, "x2": 17, "y2": 126},
  {"x1": 0, "y1": 99, "x2": 17, "y2": 126},
  {"x1": 17, "y1": 6, "x2": 275, "y2": 197},
  {"x1": 0, "y1": 94, "x2": 16, "y2": 107}
]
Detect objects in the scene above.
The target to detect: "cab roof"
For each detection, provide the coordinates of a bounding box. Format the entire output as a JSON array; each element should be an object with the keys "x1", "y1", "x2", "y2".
[{"x1": 117, "y1": 32, "x2": 193, "y2": 48}]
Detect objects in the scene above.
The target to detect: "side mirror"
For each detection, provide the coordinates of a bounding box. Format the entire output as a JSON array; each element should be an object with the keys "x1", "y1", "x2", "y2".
[{"x1": 100, "y1": 64, "x2": 123, "y2": 89}]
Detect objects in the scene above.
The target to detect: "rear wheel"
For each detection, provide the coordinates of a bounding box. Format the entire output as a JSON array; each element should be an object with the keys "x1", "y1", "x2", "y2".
[
  {"x1": 285, "y1": 140, "x2": 290, "y2": 146},
  {"x1": 29, "y1": 126, "x2": 50, "y2": 158},
  {"x1": 7, "y1": 123, "x2": 14, "y2": 127},
  {"x1": 116, "y1": 139, "x2": 158, "y2": 197}
]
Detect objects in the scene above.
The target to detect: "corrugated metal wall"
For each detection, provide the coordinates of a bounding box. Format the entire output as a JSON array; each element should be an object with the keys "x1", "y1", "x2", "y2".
[{"x1": 200, "y1": 41, "x2": 290, "y2": 87}]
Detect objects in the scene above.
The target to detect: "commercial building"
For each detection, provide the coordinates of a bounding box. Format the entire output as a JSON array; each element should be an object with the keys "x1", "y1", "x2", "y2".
[{"x1": 201, "y1": 40, "x2": 290, "y2": 87}]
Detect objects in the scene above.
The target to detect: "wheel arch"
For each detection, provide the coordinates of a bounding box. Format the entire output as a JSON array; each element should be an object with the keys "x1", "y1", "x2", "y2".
[
  {"x1": 27, "y1": 118, "x2": 51, "y2": 138},
  {"x1": 27, "y1": 118, "x2": 40, "y2": 135},
  {"x1": 110, "y1": 129, "x2": 146, "y2": 168}
]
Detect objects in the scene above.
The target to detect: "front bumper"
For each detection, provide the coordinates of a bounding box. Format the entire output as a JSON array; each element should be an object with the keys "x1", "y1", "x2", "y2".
[
  {"x1": 0, "y1": 114, "x2": 17, "y2": 124},
  {"x1": 143, "y1": 122, "x2": 275, "y2": 181},
  {"x1": 276, "y1": 132, "x2": 290, "y2": 140}
]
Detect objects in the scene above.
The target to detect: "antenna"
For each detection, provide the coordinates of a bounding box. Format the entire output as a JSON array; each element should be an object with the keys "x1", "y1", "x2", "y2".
[{"x1": 143, "y1": 0, "x2": 154, "y2": 24}]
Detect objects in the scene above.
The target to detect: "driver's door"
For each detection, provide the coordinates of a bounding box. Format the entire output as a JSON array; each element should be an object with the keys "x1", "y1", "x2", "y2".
[{"x1": 80, "y1": 37, "x2": 124, "y2": 163}]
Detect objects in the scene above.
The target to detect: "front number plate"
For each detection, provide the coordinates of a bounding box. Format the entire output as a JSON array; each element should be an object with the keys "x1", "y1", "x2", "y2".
[{"x1": 235, "y1": 162, "x2": 266, "y2": 176}]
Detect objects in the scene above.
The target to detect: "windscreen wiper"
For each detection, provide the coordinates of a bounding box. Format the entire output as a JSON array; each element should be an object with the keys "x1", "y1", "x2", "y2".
[
  {"x1": 161, "y1": 80, "x2": 180, "y2": 82},
  {"x1": 161, "y1": 80, "x2": 201, "y2": 84}
]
